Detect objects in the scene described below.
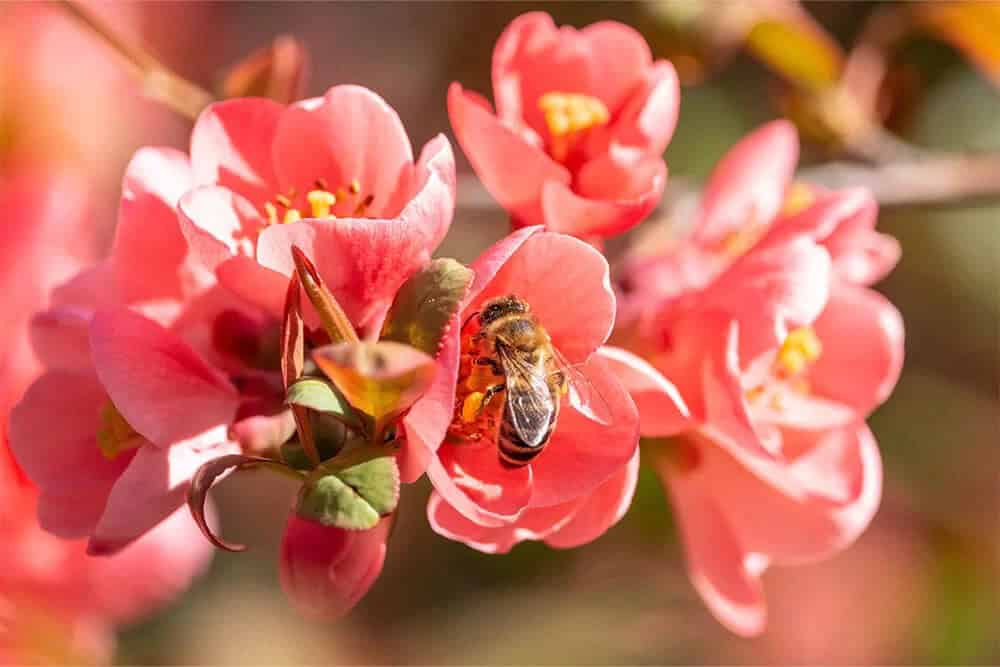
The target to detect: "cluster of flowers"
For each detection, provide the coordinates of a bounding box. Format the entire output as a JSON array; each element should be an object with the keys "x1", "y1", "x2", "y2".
[{"x1": 5, "y1": 11, "x2": 903, "y2": 639}]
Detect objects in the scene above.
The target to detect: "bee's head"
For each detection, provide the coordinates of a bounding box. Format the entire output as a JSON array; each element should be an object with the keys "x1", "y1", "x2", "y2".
[{"x1": 478, "y1": 295, "x2": 530, "y2": 326}]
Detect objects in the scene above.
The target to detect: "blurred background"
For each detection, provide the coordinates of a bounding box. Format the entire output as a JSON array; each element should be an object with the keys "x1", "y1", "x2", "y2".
[{"x1": 1, "y1": 1, "x2": 998, "y2": 664}]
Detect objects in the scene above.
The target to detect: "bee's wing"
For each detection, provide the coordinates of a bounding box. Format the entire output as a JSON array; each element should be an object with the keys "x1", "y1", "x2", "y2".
[
  {"x1": 550, "y1": 346, "x2": 613, "y2": 425},
  {"x1": 496, "y1": 343, "x2": 557, "y2": 448}
]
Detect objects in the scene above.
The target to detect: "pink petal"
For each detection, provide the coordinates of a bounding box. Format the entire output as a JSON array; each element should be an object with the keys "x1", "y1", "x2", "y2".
[
  {"x1": 216, "y1": 256, "x2": 289, "y2": 317},
  {"x1": 819, "y1": 191, "x2": 900, "y2": 285},
  {"x1": 705, "y1": 236, "x2": 832, "y2": 361},
  {"x1": 448, "y1": 82, "x2": 569, "y2": 226},
  {"x1": 400, "y1": 313, "x2": 462, "y2": 483},
  {"x1": 110, "y1": 147, "x2": 197, "y2": 303},
  {"x1": 694, "y1": 120, "x2": 799, "y2": 247},
  {"x1": 763, "y1": 187, "x2": 874, "y2": 247},
  {"x1": 427, "y1": 441, "x2": 533, "y2": 526},
  {"x1": 8, "y1": 370, "x2": 132, "y2": 538},
  {"x1": 580, "y1": 20, "x2": 653, "y2": 112},
  {"x1": 809, "y1": 284, "x2": 904, "y2": 416},
  {"x1": 190, "y1": 97, "x2": 283, "y2": 205},
  {"x1": 491, "y1": 12, "x2": 594, "y2": 134},
  {"x1": 178, "y1": 185, "x2": 265, "y2": 271},
  {"x1": 603, "y1": 60, "x2": 680, "y2": 155},
  {"x1": 597, "y1": 346, "x2": 691, "y2": 437},
  {"x1": 700, "y1": 424, "x2": 883, "y2": 566},
  {"x1": 279, "y1": 514, "x2": 391, "y2": 619},
  {"x1": 87, "y1": 504, "x2": 215, "y2": 625},
  {"x1": 89, "y1": 308, "x2": 239, "y2": 447},
  {"x1": 544, "y1": 448, "x2": 639, "y2": 548},
  {"x1": 29, "y1": 307, "x2": 93, "y2": 371},
  {"x1": 273, "y1": 86, "x2": 414, "y2": 219},
  {"x1": 88, "y1": 434, "x2": 240, "y2": 554},
  {"x1": 467, "y1": 231, "x2": 615, "y2": 363},
  {"x1": 427, "y1": 491, "x2": 578, "y2": 554},
  {"x1": 529, "y1": 355, "x2": 639, "y2": 506},
  {"x1": 659, "y1": 450, "x2": 767, "y2": 637},
  {"x1": 541, "y1": 154, "x2": 666, "y2": 238}
]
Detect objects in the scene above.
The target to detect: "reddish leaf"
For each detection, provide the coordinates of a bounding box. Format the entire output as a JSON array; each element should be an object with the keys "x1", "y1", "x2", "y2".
[{"x1": 187, "y1": 454, "x2": 281, "y2": 552}]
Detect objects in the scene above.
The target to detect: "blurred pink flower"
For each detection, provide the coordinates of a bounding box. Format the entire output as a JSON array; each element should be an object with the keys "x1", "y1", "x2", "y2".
[
  {"x1": 427, "y1": 450, "x2": 639, "y2": 554},
  {"x1": 604, "y1": 122, "x2": 904, "y2": 636},
  {"x1": 408, "y1": 227, "x2": 639, "y2": 535},
  {"x1": 8, "y1": 149, "x2": 248, "y2": 555},
  {"x1": 279, "y1": 513, "x2": 393, "y2": 620},
  {"x1": 178, "y1": 84, "x2": 456, "y2": 331},
  {"x1": 449, "y1": 11, "x2": 678, "y2": 240}
]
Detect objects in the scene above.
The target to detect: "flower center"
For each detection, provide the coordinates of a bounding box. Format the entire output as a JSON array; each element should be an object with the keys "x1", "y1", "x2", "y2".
[
  {"x1": 96, "y1": 400, "x2": 141, "y2": 460},
  {"x1": 538, "y1": 92, "x2": 610, "y2": 163},
  {"x1": 263, "y1": 178, "x2": 375, "y2": 225},
  {"x1": 744, "y1": 326, "x2": 823, "y2": 411},
  {"x1": 446, "y1": 325, "x2": 505, "y2": 446}
]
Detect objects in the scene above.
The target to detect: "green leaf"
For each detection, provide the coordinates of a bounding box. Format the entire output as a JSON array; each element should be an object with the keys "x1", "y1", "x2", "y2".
[
  {"x1": 286, "y1": 377, "x2": 359, "y2": 425},
  {"x1": 380, "y1": 258, "x2": 474, "y2": 357},
  {"x1": 296, "y1": 455, "x2": 400, "y2": 530},
  {"x1": 312, "y1": 341, "x2": 436, "y2": 424}
]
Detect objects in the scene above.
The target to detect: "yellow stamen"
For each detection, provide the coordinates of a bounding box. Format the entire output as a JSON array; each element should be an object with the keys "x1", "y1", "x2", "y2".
[
  {"x1": 265, "y1": 201, "x2": 279, "y2": 226},
  {"x1": 96, "y1": 401, "x2": 140, "y2": 460},
  {"x1": 721, "y1": 221, "x2": 764, "y2": 257},
  {"x1": 283, "y1": 208, "x2": 302, "y2": 224},
  {"x1": 782, "y1": 182, "x2": 816, "y2": 216},
  {"x1": 776, "y1": 327, "x2": 822, "y2": 377},
  {"x1": 538, "y1": 92, "x2": 610, "y2": 162},
  {"x1": 349, "y1": 179, "x2": 361, "y2": 195},
  {"x1": 275, "y1": 194, "x2": 292, "y2": 208},
  {"x1": 465, "y1": 362, "x2": 494, "y2": 392},
  {"x1": 462, "y1": 392, "x2": 485, "y2": 423},
  {"x1": 307, "y1": 189, "x2": 337, "y2": 218}
]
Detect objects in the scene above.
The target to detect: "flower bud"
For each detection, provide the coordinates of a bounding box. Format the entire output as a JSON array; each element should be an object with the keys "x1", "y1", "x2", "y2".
[{"x1": 279, "y1": 513, "x2": 393, "y2": 620}]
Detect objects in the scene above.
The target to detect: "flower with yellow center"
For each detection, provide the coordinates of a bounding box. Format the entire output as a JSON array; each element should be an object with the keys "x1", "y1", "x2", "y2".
[
  {"x1": 538, "y1": 92, "x2": 610, "y2": 163},
  {"x1": 775, "y1": 326, "x2": 823, "y2": 378}
]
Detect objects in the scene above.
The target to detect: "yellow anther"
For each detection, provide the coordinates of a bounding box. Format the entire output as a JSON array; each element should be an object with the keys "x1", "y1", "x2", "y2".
[
  {"x1": 538, "y1": 92, "x2": 610, "y2": 139},
  {"x1": 465, "y1": 363, "x2": 493, "y2": 392},
  {"x1": 776, "y1": 327, "x2": 822, "y2": 377},
  {"x1": 265, "y1": 201, "x2": 279, "y2": 226},
  {"x1": 349, "y1": 179, "x2": 361, "y2": 195},
  {"x1": 782, "y1": 182, "x2": 816, "y2": 216},
  {"x1": 462, "y1": 392, "x2": 485, "y2": 423},
  {"x1": 275, "y1": 194, "x2": 292, "y2": 208},
  {"x1": 307, "y1": 189, "x2": 337, "y2": 218},
  {"x1": 721, "y1": 223, "x2": 764, "y2": 257},
  {"x1": 283, "y1": 208, "x2": 302, "y2": 224},
  {"x1": 96, "y1": 401, "x2": 140, "y2": 460}
]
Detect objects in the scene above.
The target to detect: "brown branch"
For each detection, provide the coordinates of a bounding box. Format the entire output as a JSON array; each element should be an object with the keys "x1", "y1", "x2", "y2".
[
  {"x1": 800, "y1": 153, "x2": 1000, "y2": 207},
  {"x1": 59, "y1": 0, "x2": 214, "y2": 120}
]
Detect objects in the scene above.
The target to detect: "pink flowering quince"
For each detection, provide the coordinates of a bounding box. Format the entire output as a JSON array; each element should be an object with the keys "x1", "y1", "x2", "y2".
[
  {"x1": 178, "y1": 84, "x2": 456, "y2": 332},
  {"x1": 449, "y1": 12, "x2": 679, "y2": 239},
  {"x1": 9, "y1": 149, "x2": 248, "y2": 555},
  {"x1": 404, "y1": 227, "x2": 639, "y2": 548},
  {"x1": 280, "y1": 514, "x2": 394, "y2": 620},
  {"x1": 603, "y1": 121, "x2": 904, "y2": 636}
]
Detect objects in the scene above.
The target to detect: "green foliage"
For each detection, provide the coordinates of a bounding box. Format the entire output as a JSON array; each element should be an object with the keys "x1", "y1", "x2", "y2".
[
  {"x1": 381, "y1": 258, "x2": 474, "y2": 357},
  {"x1": 296, "y1": 455, "x2": 400, "y2": 530}
]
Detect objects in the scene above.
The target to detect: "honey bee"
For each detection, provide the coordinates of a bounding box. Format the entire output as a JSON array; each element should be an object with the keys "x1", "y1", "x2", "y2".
[{"x1": 467, "y1": 295, "x2": 611, "y2": 467}]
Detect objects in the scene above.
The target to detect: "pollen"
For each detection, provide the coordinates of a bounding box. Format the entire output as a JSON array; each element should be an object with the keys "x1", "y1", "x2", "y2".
[
  {"x1": 462, "y1": 392, "x2": 485, "y2": 423},
  {"x1": 538, "y1": 92, "x2": 610, "y2": 162},
  {"x1": 781, "y1": 182, "x2": 815, "y2": 217},
  {"x1": 307, "y1": 189, "x2": 337, "y2": 218},
  {"x1": 96, "y1": 401, "x2": 140, "y2": 460},
  {"x1": 775, "y1": 326, "x2": 822, "y2": 377}
]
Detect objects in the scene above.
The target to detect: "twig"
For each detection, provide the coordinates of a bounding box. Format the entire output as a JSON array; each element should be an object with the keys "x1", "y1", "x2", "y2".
[
  {"x1": 59, "y1": 0, "x2": 214, "y2": 120},
  {"x1": 800, "y1": 153, "x2": 1000, "y2": 207}
]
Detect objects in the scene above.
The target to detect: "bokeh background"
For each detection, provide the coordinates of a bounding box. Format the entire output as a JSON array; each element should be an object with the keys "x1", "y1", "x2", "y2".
[{"x1": 2, "y1": 2, "x2": 998, "y2": 664}]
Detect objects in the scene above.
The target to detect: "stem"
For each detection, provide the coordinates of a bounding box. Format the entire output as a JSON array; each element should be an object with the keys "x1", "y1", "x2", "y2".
[{"x1": 58, "y1": 0, "x2": 214, "y2": 120}]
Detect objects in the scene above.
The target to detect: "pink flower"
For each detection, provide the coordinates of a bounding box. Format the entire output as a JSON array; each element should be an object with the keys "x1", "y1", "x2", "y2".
[
  {"x1": 604, "y1": 122, "x2": 904, "y2": 635},
  {"x1": 427, "y1": 450, "x2": 638, "y2": 553},
  {"x1": 449, "y1": 12, "x2": 678, "y2": 239},
  {"x1": 178, "y1": 84, "x2": 456, "y2": 331},
  {"x1": 8, "y1": 149, "x2": 247, "y2": 555},
  {"x1": 279, "y1": 514, "x2": 393, "y2": 620},
  {"x1": 0, "y1": 442, "x2": 214, "y2": 663},
  {"x1": 405, "y1": 227, "x2": 639, "y2": 537}
]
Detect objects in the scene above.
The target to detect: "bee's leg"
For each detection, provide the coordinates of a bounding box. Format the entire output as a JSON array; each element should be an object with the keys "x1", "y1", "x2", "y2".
[
  {"x1": 474, "y1": 356, "x2": 503, "y2": 376},
  {"x1": 480, "y1": 383, "x2": 506, "y2": 410}
]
